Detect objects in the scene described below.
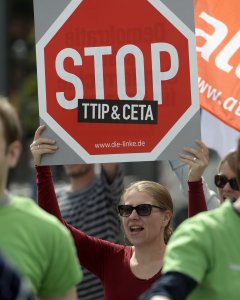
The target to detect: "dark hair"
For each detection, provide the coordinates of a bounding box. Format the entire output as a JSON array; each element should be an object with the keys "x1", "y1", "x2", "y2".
[
  {"x1": 0, "y1": 96, "x2": 22, "y2": 148},
  {"x1": 121, "y1": 180, "x2": 173, "y2": 244}
]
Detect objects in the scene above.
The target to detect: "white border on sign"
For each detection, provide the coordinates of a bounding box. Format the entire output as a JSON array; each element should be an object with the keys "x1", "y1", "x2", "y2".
[{"x1": 36, "y1": 0, "x2": 199, "y2": 163}]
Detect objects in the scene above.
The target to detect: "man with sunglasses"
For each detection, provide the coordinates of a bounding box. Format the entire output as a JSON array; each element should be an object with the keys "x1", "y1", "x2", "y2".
[{"x1": 140, "y1": 139, "x2": 240, "y2": 300}]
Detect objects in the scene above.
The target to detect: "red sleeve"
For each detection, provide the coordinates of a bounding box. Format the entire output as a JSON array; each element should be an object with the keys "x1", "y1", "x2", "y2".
[
  {"x1": 36, "y1": 166, "x2": 85, "y2": 249},
  {"x1": 188, "y1": 179, "x2": 207, "y2": 218},
  {"x1": 36, "y1": 166, "x2": 63, "y2": 221},
  {"x1": 35, "y1": 165, "x2": 114, "y2": 278}
]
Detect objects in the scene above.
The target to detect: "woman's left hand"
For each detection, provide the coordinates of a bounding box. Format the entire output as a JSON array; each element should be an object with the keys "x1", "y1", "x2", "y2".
[{"x1": 179, "y1": 140, "x2": 209, "y2": 182}]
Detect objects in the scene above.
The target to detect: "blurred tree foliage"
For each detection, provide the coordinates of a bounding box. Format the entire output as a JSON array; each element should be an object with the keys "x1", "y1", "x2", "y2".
[
  {"x1": 10, "y1": 0, "x2": 39, "y2": 137},
  {"x1": 10, "y1": 0, "x2": 33, "y2": 16},
  {"x1": 19, "y1": 29, "x2": 39, "y2": 137}
]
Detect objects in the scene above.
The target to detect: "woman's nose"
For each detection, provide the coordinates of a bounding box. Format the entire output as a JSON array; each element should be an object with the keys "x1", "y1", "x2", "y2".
[
  {"x1": 222, "y1": 182, "x2": 233, "y2": 191},
  {"x1": 128, "y1": 209, "x2": 140, "y2": 218}
]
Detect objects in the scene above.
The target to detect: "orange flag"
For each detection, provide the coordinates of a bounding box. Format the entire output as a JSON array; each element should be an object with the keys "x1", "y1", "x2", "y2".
[{"x1": 195, "y1": 0, "x2": 240, "y2": 131}]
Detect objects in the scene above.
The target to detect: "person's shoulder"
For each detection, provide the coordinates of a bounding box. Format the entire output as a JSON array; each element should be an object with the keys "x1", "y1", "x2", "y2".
[
  {"x1": 195, "y1": 200, "x2": 232, "y2": 222},
  {"x1": 177, "y1": 201, "x2": 231, "y2": 231},
  {"x1": 11, "y1": 194, "x2": 37, "y2": 209},
  {"x1": 108, "y1": 243, "x2": 131, "y2": 259},
  {"x1": 11, "y1": 195, "x2": 68, "y2": 231}
]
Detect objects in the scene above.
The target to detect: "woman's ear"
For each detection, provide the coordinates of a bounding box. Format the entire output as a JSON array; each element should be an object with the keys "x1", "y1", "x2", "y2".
[
  {"x1": 6, "y1": 141, "x2": 22, "y2": 168},
  {"x1": 162, "y1": 210, "x2": 172, "y2": 227}
]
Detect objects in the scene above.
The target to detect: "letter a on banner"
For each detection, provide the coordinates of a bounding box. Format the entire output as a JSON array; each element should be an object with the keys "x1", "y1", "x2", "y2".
[{"x1": 195, "y1": 0, "x2": 240, "y2": 131}]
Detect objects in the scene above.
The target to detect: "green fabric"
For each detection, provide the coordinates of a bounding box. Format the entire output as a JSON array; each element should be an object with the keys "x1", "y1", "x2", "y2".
[
  {"x1": 163, "y1": 200, "x2": 240, "y2": 300},
  {"x1": 0, "y1": 195, "x2": 82, "y2": 297}
]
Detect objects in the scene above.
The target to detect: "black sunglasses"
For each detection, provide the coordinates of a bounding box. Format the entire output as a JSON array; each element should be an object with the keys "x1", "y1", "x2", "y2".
[
  {"x1": 214, "y1": 174, "x2": 239, "y2": 191},
  {"x1": 118, "y1": 204, "x2": 164, "y2": 217}
]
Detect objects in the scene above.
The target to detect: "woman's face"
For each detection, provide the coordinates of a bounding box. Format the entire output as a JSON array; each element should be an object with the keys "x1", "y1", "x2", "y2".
[
  {"x1": 218, "y1": 161, "x2": 240, "y2": 202},
  {"x1": 120, "y1": 189, "x2": 171, "y2": 247}
]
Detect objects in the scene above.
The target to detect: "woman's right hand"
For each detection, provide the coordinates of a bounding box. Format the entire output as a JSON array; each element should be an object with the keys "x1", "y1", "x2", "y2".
[{"x1": 30, "y1": 125, "x2": 58, "y2": 166}]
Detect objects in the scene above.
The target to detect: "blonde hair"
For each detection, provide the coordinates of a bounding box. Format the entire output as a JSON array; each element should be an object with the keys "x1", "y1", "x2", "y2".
[
  {"x1": 121, "y1": 180, "x2": 173, "y2": 244},
  {"x1": 218, "y1": 151, "x2": 237, "y2": 175}
]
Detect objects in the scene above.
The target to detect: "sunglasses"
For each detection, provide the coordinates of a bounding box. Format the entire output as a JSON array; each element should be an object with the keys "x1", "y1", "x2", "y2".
[
  {"x1": 214, "y1": 174, "x2": 239, "y2": 191},
  {"x1": 118, "y1": 204, "x2": 164, "y2": 217}
]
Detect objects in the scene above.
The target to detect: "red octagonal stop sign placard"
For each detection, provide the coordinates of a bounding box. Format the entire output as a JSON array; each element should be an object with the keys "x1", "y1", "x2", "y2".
[{"x1": 35, "y1": 0, "x2": 199, "y2": 163}]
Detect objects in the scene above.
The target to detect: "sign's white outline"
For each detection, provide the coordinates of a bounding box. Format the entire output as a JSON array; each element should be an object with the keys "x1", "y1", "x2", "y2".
[{"x1": 36, "y1": 0, "x2": 199, "y2": 163}]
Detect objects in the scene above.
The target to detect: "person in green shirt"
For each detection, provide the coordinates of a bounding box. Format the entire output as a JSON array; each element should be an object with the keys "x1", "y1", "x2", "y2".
[
  {"x1": 140, "y1": 139, "x2": 240, "y2": 300},
  {"x1": 0, "y1": 96, "x2": 82, "y2": 299}
]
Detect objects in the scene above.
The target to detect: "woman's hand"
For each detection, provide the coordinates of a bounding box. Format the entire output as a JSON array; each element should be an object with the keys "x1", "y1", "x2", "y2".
[
  {"x1": 179, "y1": 140, "x2": 209, "y2": 182},
  {"x1": 30, "y1": 125, "x2": 58, "y2": 166}
]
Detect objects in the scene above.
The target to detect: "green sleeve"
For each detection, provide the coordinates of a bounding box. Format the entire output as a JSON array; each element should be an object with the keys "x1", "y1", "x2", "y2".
[{"x1": 163, "y1": 217, "x2": 213, "y2": 283}]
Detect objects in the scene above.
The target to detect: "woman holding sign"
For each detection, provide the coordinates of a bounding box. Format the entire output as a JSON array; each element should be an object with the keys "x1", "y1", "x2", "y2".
[{"x1": 30, "y1": 125, "x2": 208, "y2": 300}]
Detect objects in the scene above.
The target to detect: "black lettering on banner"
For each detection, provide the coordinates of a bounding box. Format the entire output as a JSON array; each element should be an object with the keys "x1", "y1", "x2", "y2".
[{"x1": 78, "y1": 99, "x2": 158, "y2": 124}]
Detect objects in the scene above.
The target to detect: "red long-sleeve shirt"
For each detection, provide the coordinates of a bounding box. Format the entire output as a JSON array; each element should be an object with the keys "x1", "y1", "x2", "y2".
[{"x1": 36, "y1": 166, "x2": 207, "y2": 300}]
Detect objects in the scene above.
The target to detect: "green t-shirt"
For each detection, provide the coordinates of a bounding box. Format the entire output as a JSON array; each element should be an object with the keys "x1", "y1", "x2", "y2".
[
  {"x1": 163, "y1": 200, "x2": 240, "y2": 300},
  {"x1": 0, "y1": 195, "x2": 82, "y2": 297}
]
